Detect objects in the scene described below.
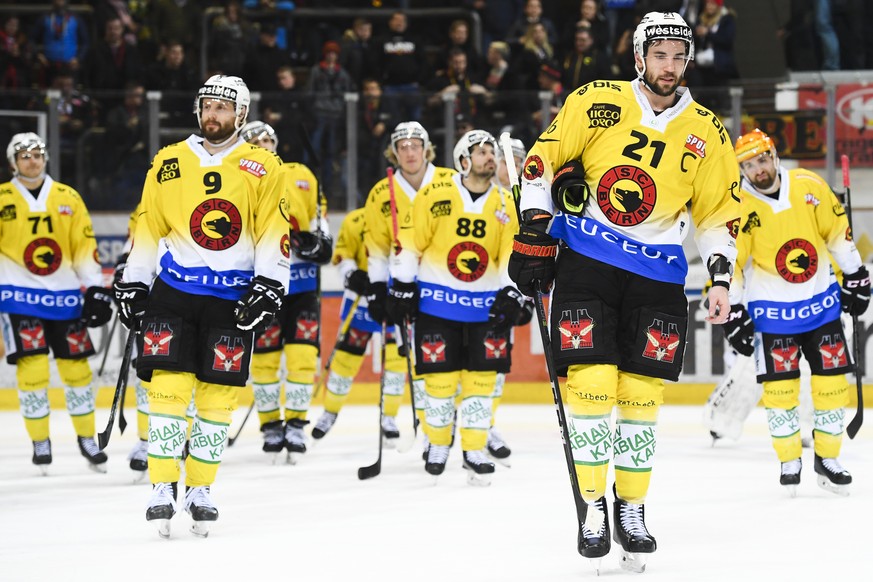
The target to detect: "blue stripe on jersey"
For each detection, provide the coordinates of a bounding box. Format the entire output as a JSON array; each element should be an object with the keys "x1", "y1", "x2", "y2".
[
  {"x1": 340, "y1": 296, "x2": 380, "y2": 333},
  {"x1": 749, "y1": 282, "x2": 842, "y2": 334},
  {"x1": 288, "y1": 262, "x2": 318, "y2": 294},
  {"x1": 549, "y1": 213, "x2": 688, "y2": 285},
  {"x1": 418, "y1": 281, "x2": 495, "y2": 322},
  {"x1": 158, "y1": 253, "x2": 252, "y2": 300},
  {"x1": 0, "y1": 286, "x2": 82, "y2": 320}
]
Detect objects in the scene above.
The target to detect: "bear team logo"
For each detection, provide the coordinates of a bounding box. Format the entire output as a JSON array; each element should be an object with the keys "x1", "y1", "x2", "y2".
[
  {"x1": 421, "y1": 334, "x2": 447, "y2": 363},
  {"x1": 143, "y1": 322, "x2": 174, "y2": 356},
  {"x1": 483, "y1": 332, "x2": 508, "y2": 360},
  {"x1": 65, "y1": 324, "x2": 93, "y2": 355},
  {"x1": 770, "y1": 338, "x2": 800, "y2": 373},
  {"x1": 522, "y1": 155, "x2": 544, "y2": 181},
  {"x1": 18, "y1": 320, "x2": 46, "y2": 351},
  {"x1": 774, "y1": 238, "x2": 817, "y2": 283},
  {"x1": 189, "y1": 198, "x2": 242, "y2": 250},
  {"x1": 23, "y1": 237, "x2": 62, "y2": 276},
  {"x1": 642, "y1": 319, "x2": 680, "y2": 363},
  {"x1": 596, "y1": 165, "x2": 657, "y2": 226},
  {"x1": 447, "y1": 241, "x2": 489, "y2": 282},
  {"x1": 819, "y1": 334, "x2": 848, "y2": 370},
  {"x1": 558, "y1": 308, "x2": 595, "y2": 351},
  {"x1": 213, "y1": 336, "x2": 246, "y2": 372}
]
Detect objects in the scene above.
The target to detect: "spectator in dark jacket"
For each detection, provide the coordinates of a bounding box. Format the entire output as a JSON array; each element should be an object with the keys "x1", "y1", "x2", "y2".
[
  {"x1": 244, "y1": 23, "x2": 292, "y2": 91},
  {"x1": 376, "y1": 11, "x2": 427, "y2": 121},
  {"x1": 85, "y1": 18, "x2": 142, "y2": 119},
  {"x1": 340, "y1": 17, "x2": 379, "y2": 88},
  {"x1": 146, "y1": 40, "x2": 197, "y2": 127}
]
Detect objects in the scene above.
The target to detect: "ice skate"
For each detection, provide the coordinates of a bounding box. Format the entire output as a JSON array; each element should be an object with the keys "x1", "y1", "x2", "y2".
[
  {"x1": 77, "y1": 436, "x2": 108, "y2": 473},
  {"x1": 462, "y1": 450, "x2": 495, "y2": 487},
  {"x1": 32, "y1": 439, "x2": 52, "y2": 475},
  {"x1": 184, "y1": 485, "x2": 218, "y2": 538},
  {"x1": 425, "y1": 444, "x2": 450, "y2": 483},
  {"x1": 146, "y1": 482, "x2": 178, "y2": 539},
  {"x1": 486, "y1": 427, "x2": 511, "y2": 467},
  {"x1": 284, "y1": 419, "x2": 308, "y2": 464},
  {"x1": 381, "y1": 415, "x2": 400, "y2": 449},
  {"x1": 128, "y1": 439, "x2": 149, "y2": 482},
  {"x1": 421, "y1": 432, "x2": 430, "y2": 461},
  {"x1": 779, "y1": 458, "x2": 802, "y2": 497},
  {"x1": 578, "y1": 497, "x2": 610, "y2": 574},
  {"x1": 613, "y1": 494, "x2": 656, "y2": 573},
  {"x1": 814, "y1": 455, "x2": 851, "y2": 496},
  {"x1": 311, "y1": 411, "x2": 337, "y2": 441},
  {"x1": 260, "y1": 420, "x2": 284, "y2": 463}
]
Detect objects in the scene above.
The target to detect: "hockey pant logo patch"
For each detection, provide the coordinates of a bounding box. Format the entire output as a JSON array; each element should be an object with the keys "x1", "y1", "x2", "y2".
[
  {"x1": 421, "y1": 334, "x2": 447, "y2": 363},
  {"x1": 558, "y1": 308, "x2": 595, "y2": 351},
  {"x1": 255, "y1": 321, "x2": 282, "y2": 350},
  {"x1": 143, "y1": 322, "x2": 175, "y2": 357},
  {"x1": 18, "y1": 320, "x2": 46, "y2": 351},
  {"x1": 212, "y1": 335, "x2": 246, "y2": 373},
  {"x1": 769, "y1": 338, "x2": 800, "y2": 373},
  {"x1": 65, "y1": 324, "x2": 93, "y2": 355},
  {"x1": 819, "y1": 333, "x2": 848, "y2": 370},
  {"x1": 483, "y1": 332, "x2": 508, "y2": 360},
  {"x1": 295, "y1": 311, "x2": 319, "y2": 341},
  {"x1": 642, "y1": 318, "x2": 680, "y2": 363}
]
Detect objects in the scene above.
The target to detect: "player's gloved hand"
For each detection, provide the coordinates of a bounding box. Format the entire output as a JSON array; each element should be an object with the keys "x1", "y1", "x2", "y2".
[
  {"x1": 551, "y1": 160, "x2": 590, "y2": 215},
  {"x1": 489, "y1": 286, "x2": 527, "y2": 332},
  {"x1": 234, "y1": 275, "x2": 285, "y2": 332},
  {"x1": 290, "y1": 230, "x2": 333, "y2": 265},
  {"x1": 721, "y1": 304, "x2": 754, "y2": 357},
  {"x1": 517, "y1": 297, "x2": 535, "y2": 326},
  {"x1": 112, "y1": 252, "x2": 129, "y2": 286},
  {"x1": 112, "y1": 280, "x2": 149, "y2": 330},
  {"x1": 366, "y1": 281, "x2": 388, "y2": 323},
  {"x1": 386, "y1": 281, "x2": 418, "y2": 324},
  {"x1": 344, "y1": 269, "x2": 370, "y2": 296},
  {"x1": 508, "y1": 217, "x2": 558, "y2": 297},
  {"x1": 841, "y1": 266, "x2": 870, "y2": 316},
  {"x1": 81, "y1": 286, "x2": 114, "y2": 328}
]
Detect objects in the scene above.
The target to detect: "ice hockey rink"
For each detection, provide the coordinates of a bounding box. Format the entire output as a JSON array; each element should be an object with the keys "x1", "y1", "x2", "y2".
[{"x1": 0, "y1": 402, "x2": 869, "y2": 582}]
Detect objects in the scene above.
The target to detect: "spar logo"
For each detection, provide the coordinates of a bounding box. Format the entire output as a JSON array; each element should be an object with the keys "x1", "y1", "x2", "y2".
[
  {"x1": 24, "y1": 237, "x2": 62, "y2": 276},
  {"x1": 596, "y1": 165, "x2": 657, "y2": 226},
  {"x1": 836, "y1": 87, "x2": 873, "y2": 129},
  {"x1": 189, "y1": 198, "x2": 242, "y2": 250},
  {"x1": 447, "y1": 241, "x2": 489, "y2": 282},
  {"x1": 774, "y1": 238, "x2": 817, "y2": 283}
]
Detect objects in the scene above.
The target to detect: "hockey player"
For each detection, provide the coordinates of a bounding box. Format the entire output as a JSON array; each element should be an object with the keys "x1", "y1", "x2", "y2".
[
  {"x1": 724, "y1": 128, "x2": 868, "y2": 496},
  {"x1": 239, "y1": 120, "x2": 332, "y2": 462},
  {"x1": 507, "y1": 12, "x2": 739, "y2": 572},
  {"x1": 114, "y1": 76, "x2": 290, "y2": 537},
  {"x1": 387, "y1": 129, "x2": 524, "y2": 486},
  {"x1": 363, "y1": 121, "x2": 455, "y2": 443},
  {"x1": 0, "y1": 132, "x2": 113, "y2": 474},
  {"x1": 310, "y1": 207, "x2": 408, "y2": 445}
]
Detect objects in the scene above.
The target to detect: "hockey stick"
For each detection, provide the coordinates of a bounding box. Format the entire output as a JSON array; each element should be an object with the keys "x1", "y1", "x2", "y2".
[
  {"x1": 227, "y1": 399, "x2": 255, "y2": 447},
  {"x1": 842, "y1": 154, "x2": 864, "y2": 439},
  {"x1": 396, "y1": 317, "x2": 420, "y2": 453},
  {"x1": 358, "y1": 319, "x2": 387, "y2": 479},
  {"x1": 501, "y1": 131, "x2": 587, "y2": 525},
  {"x1": 313, "y1": 296, "x2": 361, "y2": 400},
  {"x1": 97, "y1": 313, "x2": 119, "y2": 377},
  {"x1": 98, "y1": 325, "x2": 136, "y2": 449},
  {"x1": 385, "y1": 166, "x2": 419, "y2": 442}
]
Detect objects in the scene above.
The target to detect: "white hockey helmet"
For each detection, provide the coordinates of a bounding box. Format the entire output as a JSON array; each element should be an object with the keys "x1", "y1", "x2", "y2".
[
  {"x1": 498, "y1": 137, "x2": 526, "y2": 163},
  {"x1": 240, "y1": 120, "x2": 278, "y2": 149},
  {"x1": 6, "y1": 132, "x2": 48, "y2": 175},
  {"x1": 390, "y1": 121, "x2": 430, "y2": 156},
  {"x1": 632, "y1": 12, "x2": 694, "y2": 78},
  {"x1": 194, "y1": 75, "x2": 251, "y2": 131},
  {"x1": 453, "y1": 129, "x2": 497, "y2": 176}
]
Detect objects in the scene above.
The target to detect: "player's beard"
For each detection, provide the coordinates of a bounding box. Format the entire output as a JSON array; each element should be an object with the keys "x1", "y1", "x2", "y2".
[
  {"x1": 643, "y1": 68, "x2": 681, "y2": 98},
  {"x1": 749, "y1": 169, "x2": 777, "y2": 192},
  {"x1": 202, "y1": 118, "x2": 237, "y2": 143}
]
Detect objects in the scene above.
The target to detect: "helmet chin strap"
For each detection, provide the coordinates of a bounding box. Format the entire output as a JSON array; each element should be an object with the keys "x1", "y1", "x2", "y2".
[
  {"x1": 204, "y1": 129, "x2": 241, "y2": 149},
  {"x1": 16, "y1": 169, "x2": 46, "y2": 184}
]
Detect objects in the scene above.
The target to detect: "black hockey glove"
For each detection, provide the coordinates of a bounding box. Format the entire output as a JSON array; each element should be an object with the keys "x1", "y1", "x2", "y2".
[
  {"x1": 112, "y1": 252, "x2": 129, "y2": 286},
  {"x1": 721, "y1": 304, "x2": 755, "y2": 357},
  {"x1": 517, "y1": 297, "x2": 535, "y2": 326},
  {"x1": 290, "y1": 230, "x2": 333, "y2": 265},
  {"x1": 81, "y1": 286, "x2": 114, "y2": 328},
  {"x1": 385, "y1": 281, "x2": 418, "y2": 324},
  {"x1": 489, "y1": 286, "x2": 527, "y2": 332},
  {"x1": 841, "y1": 266, "x2": 870, "y2": 316},
  {"x1": 366, "y1": 281, "x2": 388, "y2": 323},
  {"x1": 112, "y1": 280, "x2": 149, "y2": 330},
  {"x1": 234, "y1": 275, "x2": 285, "y2": 332},
  {"x1": 508, "y1": 217, "x2": 558, "y2": 297},
  {"x1": 344, "y1": 269, "x2": 370, "y2": 296},
  {"x1": 551, "y1": 160, "x2": 590, "y2": 215}
]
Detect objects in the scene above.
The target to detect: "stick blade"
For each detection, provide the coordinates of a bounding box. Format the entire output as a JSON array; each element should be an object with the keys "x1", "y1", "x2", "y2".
[
  {"x1": 847, "y1": 411, "x2": 863, "y2": 439},
  {"x1": 357, "y1": 462, "x2": 381, "y2": 480},
  {"x1": 97, "y1": 429, "x2": 110, "y2": 450}
]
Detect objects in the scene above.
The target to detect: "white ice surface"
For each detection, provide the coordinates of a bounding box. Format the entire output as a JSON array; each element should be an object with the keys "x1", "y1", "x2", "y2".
[{"x1": 0, "y1": 404, "x2": 869, "y2": 582}]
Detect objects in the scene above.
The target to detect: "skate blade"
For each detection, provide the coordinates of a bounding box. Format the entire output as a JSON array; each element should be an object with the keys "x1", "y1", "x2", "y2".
[
  {"x1": 816, "y1": 475, "x2": 850, "y2": 497},
  {"x1": 154, "y1": 519, "x2": 171, "y2": 539},
  {"x1": 488, "y1": 453, "x2": 511, "y2": 468},
  {"x1": 286, "y1": 451, "x2": 303, "y2": 465},
  {"x1": 618, "y1": 550, "x2": 647, "y2": 573},
  {"x1": 37, "y1": 466, "x2": 49, "y2": 476},
  {"x1": 87, "y1": 462, "x2": 108, "y2": 474},
  {"x1": 190, "y1": 521, "x2": 210, "y2": 538},
  {"x1": 131, "y1": 470, "x2": 148, "y2": 484},
  {"x1": 382, "y1": 436, "x2": 398, "y2": 450},
  {"x1": 783, "y1": 484, "x2": 798, "y2": 498},
  {"x1": 465, "y1": 470, "x2": 492, "y2": 487},
  {"x1": 587, "y1": 558, "x2": 603, "y2": 576}
]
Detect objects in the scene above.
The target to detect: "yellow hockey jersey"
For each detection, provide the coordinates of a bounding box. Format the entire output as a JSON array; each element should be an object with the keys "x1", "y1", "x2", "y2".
[
  {"x1": 0, "y1": 176, "x2": 103, "y2": 320},
  {"x1": 125, "y1": 135, "x2": 290, "y2": 300},
  {"x1": 283, "y1": 162, "x2": 326, "y2": 295},
  {"x1": 393, "y1": 173, "x2": 518, "y2": 322},
  {"x1": 332, "y1": 207, "x2": 380, "y2": 332},
  {"x1": 363, "y1": 163, "x2": 456, "y2": 283},
  {"x1": 520, "y1": 79, "x2": 739, "y2": 285},
  {"x1": 733, "y1": 167, "x2": 861, "y2": 334}
]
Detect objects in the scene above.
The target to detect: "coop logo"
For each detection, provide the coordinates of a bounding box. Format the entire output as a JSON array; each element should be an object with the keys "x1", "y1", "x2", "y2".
[
  {"x1": 447, "y1": 241, "x2": 489, "y2": 282},
  {"x1": 157, "y1": 158, "x2": 181, "y2": 183},
  {"x1": 189, "y1": 198, "x2": 242, "y2": 250},
  {"x1": 23, "y1": 237, "x2": 62, "y2": 276},
  {"x1": 774, "y1": 238, "x2": 817, "y2": 283},
  {"x1": 836, "y1": 87, "x2": 873, "y2": 129}
]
